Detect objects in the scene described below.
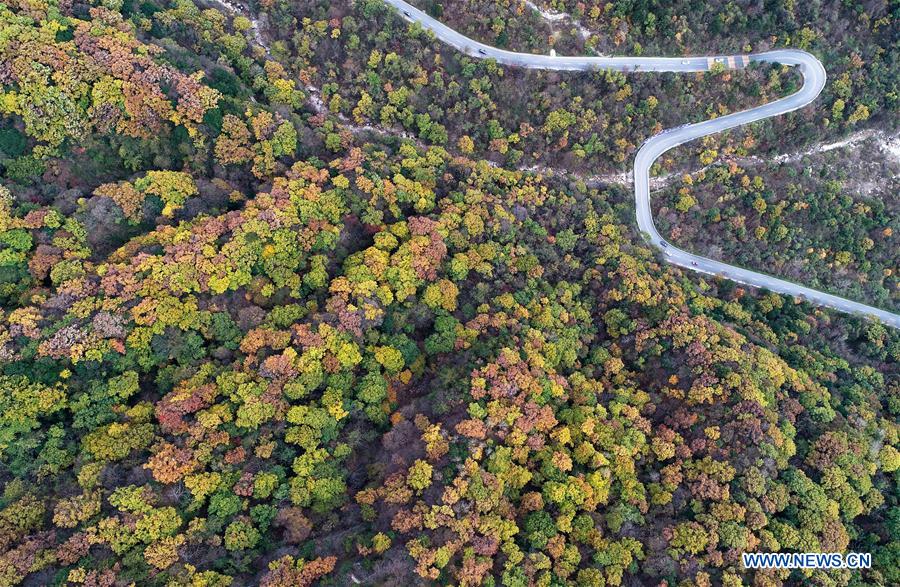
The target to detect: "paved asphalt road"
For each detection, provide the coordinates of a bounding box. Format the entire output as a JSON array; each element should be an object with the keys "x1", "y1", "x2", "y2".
[{"x1": 383, "y1": 0, "x2": 900, "y2": 329}]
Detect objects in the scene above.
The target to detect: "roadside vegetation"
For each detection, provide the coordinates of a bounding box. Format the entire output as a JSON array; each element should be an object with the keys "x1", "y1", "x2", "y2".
[{"x1": 656, "y1": 137, "x2": 899, "y2": 312}]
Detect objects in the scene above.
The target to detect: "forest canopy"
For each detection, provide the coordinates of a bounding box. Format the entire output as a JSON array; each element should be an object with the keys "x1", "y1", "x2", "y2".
[{"x1": 0, "y1": 0, "x2": 896, "y2": 585}]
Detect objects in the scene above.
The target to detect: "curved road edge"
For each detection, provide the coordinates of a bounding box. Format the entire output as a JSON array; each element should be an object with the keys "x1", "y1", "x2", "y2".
[{"x1": 383, "y1": 0, "x2": 900, "y2": 329}]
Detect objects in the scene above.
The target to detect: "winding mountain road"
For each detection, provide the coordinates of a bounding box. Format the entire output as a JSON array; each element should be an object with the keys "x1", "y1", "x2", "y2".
[{"x1": 383, "y1": 0, "x2": 900, "y2": 329}]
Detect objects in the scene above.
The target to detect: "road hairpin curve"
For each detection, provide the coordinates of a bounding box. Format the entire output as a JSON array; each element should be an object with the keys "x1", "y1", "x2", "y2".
[{"x1": 384, "y1": 0, "x2": 900, "y2": 329}]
